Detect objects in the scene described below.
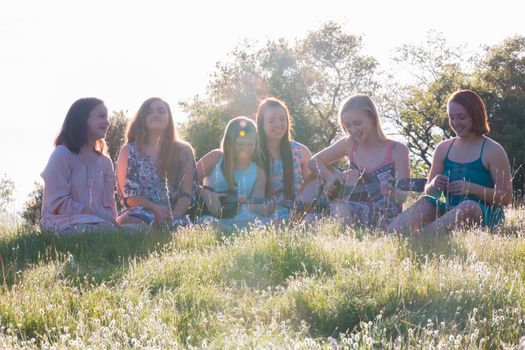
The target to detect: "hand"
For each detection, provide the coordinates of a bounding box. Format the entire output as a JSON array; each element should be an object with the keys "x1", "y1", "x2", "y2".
[
  {"x1": 430, "y1": 174, "x2": 449, "y2": 191},
  {"x1": 324, "y1": 170, "x2": 345, "y2": 196},
  {"x1": 448, "y1": 180, "x2": 472, "y2": 196},
  {"x1": 203, "y1": 189, "x2": 226, "y2": 217},
  {"x1": 152, "y1": 204, "x2": 172, "y2": 224},
  {"x1": 380, "y1": 180, "x2": 395, "y2": 197},
  {"x1": 264, "y1": 195, "x2": 278, "y2": 214}
]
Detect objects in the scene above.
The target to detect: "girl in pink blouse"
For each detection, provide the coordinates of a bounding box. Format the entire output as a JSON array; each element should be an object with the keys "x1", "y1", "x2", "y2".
[{"x1": 40, "y1": 98, "x2": 117, "y2": 233}]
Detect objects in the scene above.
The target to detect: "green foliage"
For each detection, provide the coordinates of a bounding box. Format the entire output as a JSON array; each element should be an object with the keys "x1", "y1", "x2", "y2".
[
  {"x1": 382, "y1": 32, "x2": 468, "y2": 169},
  {"x1": 180, "y1": 21, "x2": 379, "y2": 157},
  {"x1": 21, "y1": 182, "x2": 43, "y2": 228},
  {"x1": 106, "y1": 110, "x2": 129, "y2": 164},
  {"x1": 383, "y1": 32, "x2": 525, "y2": 189},
  {"x1": 0, "y1": 210, "x2": 525, "y2": 347},
  {"x1": 0, "y1": 174, "x2": 14, "y2": 214},
  {"x1": 473, "y1": 36, "x2": 525, "y2": 194},
  {"x1": 178, "y1": 98, "x2": 232, "y2": 159}
]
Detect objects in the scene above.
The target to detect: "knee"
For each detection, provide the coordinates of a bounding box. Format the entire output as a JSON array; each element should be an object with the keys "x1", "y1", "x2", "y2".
[{"x1": 456, "y1": 200, "x2": 482, "y2": 222}]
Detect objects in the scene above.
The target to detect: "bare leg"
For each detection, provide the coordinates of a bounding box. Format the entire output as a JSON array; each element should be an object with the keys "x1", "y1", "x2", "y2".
[
  {"x1": 60, "y1": 222, "x2": 118, "y2": 235},
  {"x1": 420, "y1": 200, "x2": 482, "y2": 234},
  {"x1": 387, "y1": 198, "x2": 439, "y2": 234},
  {"x1": 116, "y1": 213, "x2": 151, "y2": 231}
]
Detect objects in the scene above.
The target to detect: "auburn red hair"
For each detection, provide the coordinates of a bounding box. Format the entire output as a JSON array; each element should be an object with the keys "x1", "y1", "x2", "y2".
[{"x1": 447, "y1": 90, "x2": 490, "y2": 135}]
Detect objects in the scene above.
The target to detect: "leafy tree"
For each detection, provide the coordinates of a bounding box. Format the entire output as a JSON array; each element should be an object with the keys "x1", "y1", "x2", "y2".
[
  {"x1": 381, "y1": 32, "x2": 469, "y2": 170},
  {"x1": 0, "y1": 173, "x2": 15, "y2": 214},
  {"x1": 473, "y1": 36, "x2": 525, "y2": 195},
  {"x1": 21, "y1": 182, "x2": 43, "y2": 227},
  {"x1": 106, "y1": 110, "x2": 129, "y2": 164},
  {"x1": 179, "y1": 98, "x2": 232, "y2": 159},
  {"x1": 180, "y1": 21, "x2": 379, "y2": 157}
]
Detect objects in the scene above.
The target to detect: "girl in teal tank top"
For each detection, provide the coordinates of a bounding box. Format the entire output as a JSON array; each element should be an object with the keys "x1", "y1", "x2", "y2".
[
  {"x1": 425, "y1": 137, "x2": 504, "y2": 227},
  {"x1": 196, "y1": 117, "x2": 274, "y2": 221},
  {"x1": 388, "y1": 90, "x2": 512, "y2": 234}
]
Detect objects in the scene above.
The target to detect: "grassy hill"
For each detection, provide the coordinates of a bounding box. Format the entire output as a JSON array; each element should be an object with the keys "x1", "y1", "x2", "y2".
[{"x1": 0, "y1": 208, "x2": 524, "y2": 348}]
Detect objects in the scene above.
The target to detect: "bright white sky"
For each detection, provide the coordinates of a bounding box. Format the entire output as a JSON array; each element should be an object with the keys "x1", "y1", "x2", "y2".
[{"x1": 1, "y1": 0, "x2": 524, "y2": 212}]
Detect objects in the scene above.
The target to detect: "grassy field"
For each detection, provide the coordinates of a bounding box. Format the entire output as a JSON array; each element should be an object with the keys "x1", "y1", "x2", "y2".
[{"x1": 0, "y1": 208, "x2": 524, "y2": 349}]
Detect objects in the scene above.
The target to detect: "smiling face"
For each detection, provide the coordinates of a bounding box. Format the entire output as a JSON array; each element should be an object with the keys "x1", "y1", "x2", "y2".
[
  {"x1": 262, "y1": 106, "x2": 289, "y2": 142},
  {"x1": 341, "y1": 109, "x2": 375, "y2": 142},
  {"x1": 234, "y1": 133, "x2": 256, "y2": 163},
  {"x1": 447, "y1": 101, "x2": 474, "y2": 138},
  {"x1": 86, "y1": 103, "x2": 109, "y2": 142},
  {"x1": 145, "y1": 100, "x2": 170, "y2": 133}
]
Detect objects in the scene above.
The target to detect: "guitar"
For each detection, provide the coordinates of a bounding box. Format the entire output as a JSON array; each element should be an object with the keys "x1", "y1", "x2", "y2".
[
  {"x1": 190, "y1": 188, "x2": 239, "y2": 219},
  {"x1": 192, "y1": 187, "x2": 292, "y2": 219},
  {"x1": 331, "y1": 178, "x2": 427, "y2": 199},
  {"x1": 220, "y1": 190, "x2": 307, "y2": 212},
  {"x1": 291, "y1": 173, "x2": 427, "y2": 214},
  {"x1": 193, "y1": 178, "x2": 427, "y2": 220}
]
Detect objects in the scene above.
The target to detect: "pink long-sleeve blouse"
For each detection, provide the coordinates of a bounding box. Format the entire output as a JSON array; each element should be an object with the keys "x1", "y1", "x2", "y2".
[{"x1": 40, "y1": 145, "x2": 117, "y2": 232}]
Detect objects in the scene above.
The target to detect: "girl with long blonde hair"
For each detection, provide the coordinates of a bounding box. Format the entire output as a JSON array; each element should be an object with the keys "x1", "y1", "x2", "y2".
[
  {"x1": 196, "y1": 116, "x2": 272, "y2": 219},
  {"x1": 309, "y1": 94, "x2": 410, "y2": 227}
]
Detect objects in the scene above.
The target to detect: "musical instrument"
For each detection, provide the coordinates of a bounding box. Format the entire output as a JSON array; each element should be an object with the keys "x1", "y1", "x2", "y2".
[
  {"x1": 192, "y1": 178, "x2": 427, "y2": 220},
  {"x1": 331, "y1": 178, "x2": 427, "y2": 198}
]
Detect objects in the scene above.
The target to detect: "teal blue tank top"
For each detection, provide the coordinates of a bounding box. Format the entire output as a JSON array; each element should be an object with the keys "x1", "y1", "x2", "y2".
[
  {"x1": 205, "y1": 156, "x2": 257, "y2": 196},
  {"x1": 441, "y1": 137, "x2": 504, "y2": 227}
]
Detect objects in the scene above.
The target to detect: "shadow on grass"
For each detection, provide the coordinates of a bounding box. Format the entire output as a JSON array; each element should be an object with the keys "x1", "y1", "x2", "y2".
[
  {"x1": 400, "y1": 232, "x2": 469, "y2": 265},
  {"x1": 0, "y1": 227, "x2": 174, "y2": 287}
]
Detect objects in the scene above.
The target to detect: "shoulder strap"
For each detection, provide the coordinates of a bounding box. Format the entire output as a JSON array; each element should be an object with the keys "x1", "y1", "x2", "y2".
[
  {"x1": 384, "y1": 141, "x2": 396, "y2": 164},
  {"x1": 444, "y1": 138, "x2": 456, "y2": 159},
  {"x1": 479, "y1": 137, "x2": 487, "y2": 159}
]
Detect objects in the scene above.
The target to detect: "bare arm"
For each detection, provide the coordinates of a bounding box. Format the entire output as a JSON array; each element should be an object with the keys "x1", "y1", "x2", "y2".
[
  {"x1": 485, "y1": 141, "x2": 512, "y2": 205},
  {"x1": 116, "y1": 144, "x2": 130, "y2": 203},
  {"x1": 424, "y1": 141, "x2": 448, "y2": 196},
  {"x1": 196, "y1": 149, "x2": 223, "y2": 185},
  {"x1": 298, "y1": 142, "x2": 313, "y2": 180},
  {"x1": 390, "y1": 143, "x2": 411, "y2": 204},
  {"x1": 308, "y1": 137, "x2": 349, "y2": 194},
  {"x1": 171, "y1": 145, "x2": 196, "y2": 218},
  {"x1": 195, "y1": 149, "x2": 224, "y2": 217}
]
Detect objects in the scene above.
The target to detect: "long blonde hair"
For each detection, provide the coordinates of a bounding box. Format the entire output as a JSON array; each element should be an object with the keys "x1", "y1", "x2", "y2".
[
  {"x1": 220, "y1": 116, "x2": 260, "y2": 190},
  {"x1": 338, "y1": 94, "x2": 387, "y2": 141}
]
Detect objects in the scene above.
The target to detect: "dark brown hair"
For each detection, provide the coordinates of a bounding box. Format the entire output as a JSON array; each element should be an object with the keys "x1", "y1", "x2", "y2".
[
  {"x1": 126, "y1": 97, "x2": 181, "y2": 182},
  {"x1": 447, "y1": 89, "x2": 490, "y2": 135},
  {"x1": 255, "y1": 97, "x2": 295, "y2": 199},
  {"x1": 55, "y1": 97, "x2": 107, "y2": 154}
]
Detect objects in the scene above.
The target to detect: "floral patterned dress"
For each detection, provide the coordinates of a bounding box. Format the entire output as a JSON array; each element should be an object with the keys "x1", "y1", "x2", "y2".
[{"x1": 118, "y1": 142, "x2": 196, "y2": 223}]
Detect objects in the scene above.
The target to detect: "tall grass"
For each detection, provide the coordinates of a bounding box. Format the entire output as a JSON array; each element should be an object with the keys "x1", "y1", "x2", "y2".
[{"x1": 0, "y1": 208, "x2": 524, "y2": 348}]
